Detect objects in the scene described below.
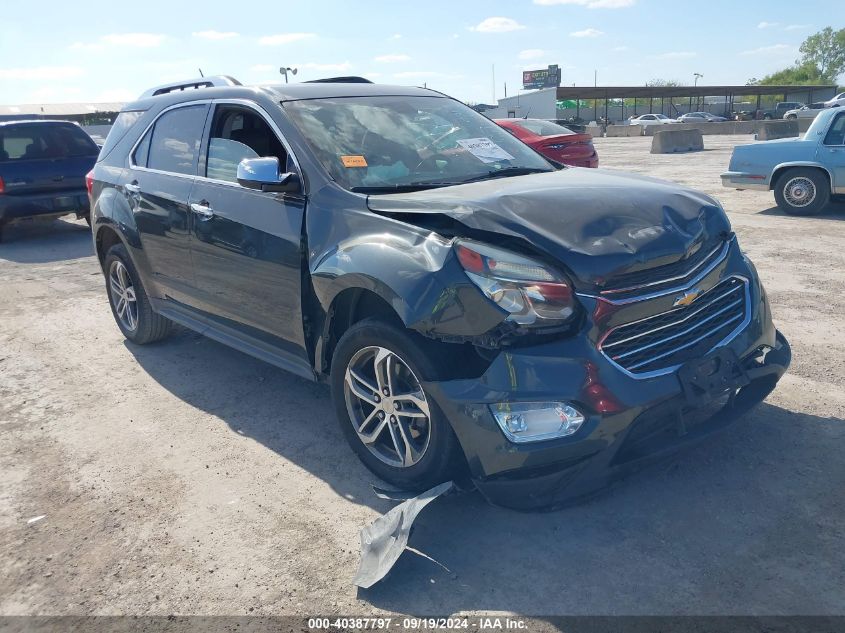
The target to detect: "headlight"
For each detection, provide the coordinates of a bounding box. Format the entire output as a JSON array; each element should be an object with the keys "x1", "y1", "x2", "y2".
[
  {"x1": 455, "y1": 239, "x2": 576, "y2": 326},
  {"x1": 490, "y1": 402, "x2": 585, "y2": 443}
]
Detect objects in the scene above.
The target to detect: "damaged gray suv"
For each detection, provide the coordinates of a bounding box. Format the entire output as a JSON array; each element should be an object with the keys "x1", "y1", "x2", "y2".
[{"x1": 88, "y1": 76, "x2": 790, "y2": 509}]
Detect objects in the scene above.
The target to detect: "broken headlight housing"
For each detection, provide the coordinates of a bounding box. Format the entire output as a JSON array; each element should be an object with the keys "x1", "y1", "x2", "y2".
[{"x1": 455, "y1": 239, "x2": 577, "y2": 326}]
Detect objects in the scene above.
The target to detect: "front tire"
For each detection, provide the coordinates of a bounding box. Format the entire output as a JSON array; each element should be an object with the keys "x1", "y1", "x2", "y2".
[
  {"x1": 773, "y1": 168, "x2": 830, "y2": 216},
  {"x1": 330, "y1": 319, "x2": 463, "y2": 491},
  {"x1": 104, "y1": 243, "x2": 172, "y2": 344}
]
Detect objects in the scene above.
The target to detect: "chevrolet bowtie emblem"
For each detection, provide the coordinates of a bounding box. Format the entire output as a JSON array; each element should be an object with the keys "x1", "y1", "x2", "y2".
[{"x1": 673, "y1": 288, "x2": 702, "y2": 307}]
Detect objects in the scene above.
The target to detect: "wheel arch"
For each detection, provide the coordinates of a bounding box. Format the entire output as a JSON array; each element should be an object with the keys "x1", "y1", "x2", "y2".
[
  {"x1": 314, "y1": 284, "x2": 408, "y2": 379},
  {"x1": 770, "y1": 162, "x2": 832, "y2": 191},
  {"x1": 95, "y1": 224, "x2": 129, "y2": 269}
]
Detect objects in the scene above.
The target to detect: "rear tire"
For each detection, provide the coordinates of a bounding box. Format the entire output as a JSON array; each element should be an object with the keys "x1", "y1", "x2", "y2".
[
  {"x1": 104, "y1": 243, "x2": 172, "y2": 344},
  {"x1": 773, "y1": 168, "x2": 830, "y2": 216},
  {"x1": 330, "y1": 319, "x2": 463, "y2": 491}
]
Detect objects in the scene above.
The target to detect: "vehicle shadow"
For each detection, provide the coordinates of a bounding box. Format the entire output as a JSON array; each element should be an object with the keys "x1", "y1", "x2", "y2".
[
  {"x1": 124, "y1": 329, "x2": 391, "y2": 512},
  {"x1": 0, "y1": 217, "x2": 93, "y2": 263},
  {"x1": 759, "y1": 200, "x2": 845, "y2": 219},
  {"x1": 126, "y1": 329, "x2": 845, "y2": 615}
]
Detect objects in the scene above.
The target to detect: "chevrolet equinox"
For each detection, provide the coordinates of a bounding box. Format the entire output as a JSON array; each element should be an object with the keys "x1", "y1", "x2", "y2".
[{"x1": 88, "y1": 76, "x2": 791, "y2": 509}]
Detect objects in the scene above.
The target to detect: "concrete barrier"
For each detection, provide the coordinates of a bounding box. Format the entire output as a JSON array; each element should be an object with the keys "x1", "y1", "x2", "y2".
[
  {"x1": 641, "y1": 121, "x2": 755, "y2": 136},
  {"x1": 606, "y1": 125, "x2": 643, "y2": 137},
  {"x1": 757, "y1": 120, "x2": 799, "y2": 141},
  {"x1": 651, "y1": 128, "x2": 704, "y2": 154},
  {"x1": 735, "y1": 121, "x2": 756, "y2": 134}
]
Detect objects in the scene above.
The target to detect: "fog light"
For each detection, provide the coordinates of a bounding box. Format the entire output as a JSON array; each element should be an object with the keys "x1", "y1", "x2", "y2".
[{"x1": 490, "y1": 402, "x2": 585, "y2": 443}]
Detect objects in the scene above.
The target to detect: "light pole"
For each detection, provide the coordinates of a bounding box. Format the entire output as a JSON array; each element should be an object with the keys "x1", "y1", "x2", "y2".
[
  {"x1": 280, "y1": 67, "x2": 298, "y2": 83},
  {"x1": 693, "y1": 72, "x2": 703, "y2": 109}
]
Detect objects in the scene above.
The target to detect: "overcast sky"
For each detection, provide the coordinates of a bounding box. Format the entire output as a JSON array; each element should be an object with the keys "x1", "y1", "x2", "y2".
[{"x1": 1, "y1": 0, "x2": 842, "y2": 105}]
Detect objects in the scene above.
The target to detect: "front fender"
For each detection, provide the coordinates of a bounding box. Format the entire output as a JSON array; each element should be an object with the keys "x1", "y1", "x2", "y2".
[{"x1": 310, "y1": 230, "x2": 504, "y2": 338}]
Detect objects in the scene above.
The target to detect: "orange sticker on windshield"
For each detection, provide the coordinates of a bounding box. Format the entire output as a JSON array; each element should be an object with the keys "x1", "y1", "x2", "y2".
[{"x1": 341, "y1": 155, "x2": 368, "y2": 168}]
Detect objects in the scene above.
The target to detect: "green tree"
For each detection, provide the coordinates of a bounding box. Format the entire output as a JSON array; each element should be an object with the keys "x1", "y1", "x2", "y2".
[
  {"x1": 799, "y1": 27, "x2": 845, "y2": 81},
  {"x1": 750, "y1": 27, "x2": 845, "y2": 86},
  {"x1": 645, "y1": 78, "x2": 683, "y2": 87},
  {"x1": 752, "y1": 61, "x2": 827, "y2": 86}
]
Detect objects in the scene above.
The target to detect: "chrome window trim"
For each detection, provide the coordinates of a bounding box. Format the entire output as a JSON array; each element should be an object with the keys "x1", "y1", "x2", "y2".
[
  {"x1": 126, "y1": 98, "x2": 305, "y2": 193},
  {"x1": 128, "y1": 99, "x2": 212, "y2": 179},
  {"x1": 597, "y1": 275, "x2": 752, "y2": 380},
  {"x1": 577, "y1": 237, "x2": 734, "y2": 306}
]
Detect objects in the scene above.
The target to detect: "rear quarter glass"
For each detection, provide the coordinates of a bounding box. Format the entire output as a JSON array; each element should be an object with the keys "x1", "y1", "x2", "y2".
[{"x1": 97, "y1": 111, "x2": 145, "y2": 162}]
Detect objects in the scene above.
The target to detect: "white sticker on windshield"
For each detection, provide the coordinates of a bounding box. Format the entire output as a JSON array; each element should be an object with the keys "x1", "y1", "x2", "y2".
[{"x1": 456, "y1": 137, "x2": 515, "y2": 164}]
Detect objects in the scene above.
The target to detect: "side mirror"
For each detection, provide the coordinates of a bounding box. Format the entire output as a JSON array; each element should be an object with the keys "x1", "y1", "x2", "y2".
[{"x1": 237, "y1": 157, "x2": 301, "y2": 194}]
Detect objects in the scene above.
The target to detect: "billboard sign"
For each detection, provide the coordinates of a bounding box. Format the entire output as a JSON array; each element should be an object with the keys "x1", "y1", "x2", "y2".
[{"x1": 522, "y1": 64, "x2": 561, "y2": 90}]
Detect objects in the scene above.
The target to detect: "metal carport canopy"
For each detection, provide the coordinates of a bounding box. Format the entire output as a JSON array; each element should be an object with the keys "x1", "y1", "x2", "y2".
[{"x1": 555, "y1": 85, "x2": 836, "y2": 99}]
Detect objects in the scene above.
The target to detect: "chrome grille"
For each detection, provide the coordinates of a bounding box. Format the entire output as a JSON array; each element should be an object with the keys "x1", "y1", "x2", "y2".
[
  {"x1": 600, "y1": 276, "x2": 749, "y2": 376},
  {"x1": 600, "y1": 240, "x2": 728, "y2": 299}
]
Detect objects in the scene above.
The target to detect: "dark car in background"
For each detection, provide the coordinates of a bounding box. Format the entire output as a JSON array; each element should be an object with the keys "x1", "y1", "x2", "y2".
[
  {"x1": 89, "y1": 76, "x2": 789, "y2": 509},
  {"x1": 495, "y1": 118, "x2": 598, "y2": 168},
  {"x1": 0, "y1": 120, "x2": 98, "y2": 241}
]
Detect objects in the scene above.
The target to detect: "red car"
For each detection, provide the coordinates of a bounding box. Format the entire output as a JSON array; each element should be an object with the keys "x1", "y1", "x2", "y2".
[{"x1": 494, "y1": 118, "x2": 598, "y2": 168}]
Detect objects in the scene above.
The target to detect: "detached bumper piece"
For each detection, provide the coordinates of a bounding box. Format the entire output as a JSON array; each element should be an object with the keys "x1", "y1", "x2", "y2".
[{"x1": 474, "y1": 331, "x2": 791, "y2": 511}]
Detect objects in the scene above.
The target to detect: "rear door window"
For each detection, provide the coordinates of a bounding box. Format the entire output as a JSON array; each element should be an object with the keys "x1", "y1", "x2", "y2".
[{"x1": 146, "y1": 105, "x2": 209, "y2": 175}]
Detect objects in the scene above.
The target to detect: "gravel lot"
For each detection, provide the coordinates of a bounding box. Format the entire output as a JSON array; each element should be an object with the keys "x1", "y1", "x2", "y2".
[{"x1": 1, "y1": 134, "x2": 844, "y2": 617}]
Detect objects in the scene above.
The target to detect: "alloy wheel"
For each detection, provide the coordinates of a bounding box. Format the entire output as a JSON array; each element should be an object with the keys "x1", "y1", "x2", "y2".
[
  {"x1": 343, "y1": 346, "x2": 432, "y2": 468},
  {"x1": 783, "y1": 176, "x2": 816, "y2": 208},
  {"x1": 109, "y1": 260, "x2": 138, "y2": 332}
]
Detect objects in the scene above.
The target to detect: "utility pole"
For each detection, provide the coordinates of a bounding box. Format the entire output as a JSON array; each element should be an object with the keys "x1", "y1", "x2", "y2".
[
  {"x1": 693, "y1": 72, "x2": 703, "y2": 109},
  {"x1": 593, "y1": 69, "x2": 598, "y2": 122},
  {"x1": 492, "y1": 64, "x2": 496, "y2": 102}
]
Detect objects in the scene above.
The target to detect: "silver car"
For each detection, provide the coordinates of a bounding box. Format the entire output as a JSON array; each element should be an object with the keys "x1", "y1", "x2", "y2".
[{"x1": 783, "y1": 103, "x2": 828, "y2": 120}]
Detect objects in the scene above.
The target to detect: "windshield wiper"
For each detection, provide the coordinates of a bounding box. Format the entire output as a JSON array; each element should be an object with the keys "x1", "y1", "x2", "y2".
[
  {"x1": 350, "y1": 182, "x2": 459, "y2": 194},
  {"x1": 458, "y1": 167, "x2": 552, "y2": 184}
]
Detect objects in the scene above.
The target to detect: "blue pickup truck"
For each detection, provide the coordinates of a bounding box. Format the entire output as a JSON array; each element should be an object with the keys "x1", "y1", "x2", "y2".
[
  {"x1": 0, "y1": 120, "x2": 99, "y2": 241},
  {"x1": 722, "y1": 107, "x2": 845, "y2": 215}
]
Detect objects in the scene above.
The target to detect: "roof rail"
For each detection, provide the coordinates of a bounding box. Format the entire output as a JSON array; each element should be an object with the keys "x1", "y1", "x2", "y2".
[
  {"x1": 305, "y1": 76, "x2": 373, "y2": 84},
  {"x1": 139, "y1": 75, "x2": 242, "y2": 99}
]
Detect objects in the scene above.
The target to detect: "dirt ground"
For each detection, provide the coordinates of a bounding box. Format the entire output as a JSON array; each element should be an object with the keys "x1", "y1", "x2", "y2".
[{"x1": 1, "y1": 134, "x2": 844, "y2": 617}]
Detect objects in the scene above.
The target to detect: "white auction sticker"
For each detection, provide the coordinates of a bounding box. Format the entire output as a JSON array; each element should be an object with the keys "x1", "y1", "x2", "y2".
[{"x1": 456, "y1": 137, "x2": 515, "y2": 163}]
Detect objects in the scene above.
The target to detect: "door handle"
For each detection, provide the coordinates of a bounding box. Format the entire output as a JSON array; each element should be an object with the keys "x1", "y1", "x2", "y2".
[
  {"x1": 125, "y1": 182, "x2": 141, "y2": 193},
  {"x1": 190, "y1": 201, "x2": 215, "y2": 219}
]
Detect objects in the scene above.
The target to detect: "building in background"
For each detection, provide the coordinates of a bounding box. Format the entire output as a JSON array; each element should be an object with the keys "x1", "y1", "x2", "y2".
[
  {"x1": 481, "y1": 85, "x2": 837, "y2": 123},
  {"x1": 0, "y1": 102, "x2": 124, "y2": 125}
]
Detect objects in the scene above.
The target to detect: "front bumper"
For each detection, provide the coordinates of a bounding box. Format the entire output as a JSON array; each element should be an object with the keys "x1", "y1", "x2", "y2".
[
  {"x1": 424, "y1": 245, "x2": 790, "y2": 510},
  {"x1": 0, "y1": 189, "x2": 89, "y2": 223},
  {"x1": 720, "y1": 171, "x2": 770, "y2": 191}
]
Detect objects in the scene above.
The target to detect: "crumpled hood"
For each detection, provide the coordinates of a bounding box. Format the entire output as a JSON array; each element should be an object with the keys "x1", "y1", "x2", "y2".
[{"x1": 367, "y1": 168, "x2": 731, "y2": 288}]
